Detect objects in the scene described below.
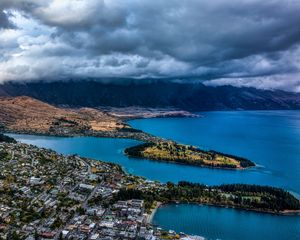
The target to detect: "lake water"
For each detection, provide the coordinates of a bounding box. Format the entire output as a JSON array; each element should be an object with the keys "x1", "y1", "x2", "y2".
[
  {"x1": 130, "y1": 111, "x2": 300, "y2": 196},
  {"x1": 152, "y1": 204, "x2": 300, "y2": 240},
  {"x1": 9, "y1": 110, "x2": 300, "y2": 240}
]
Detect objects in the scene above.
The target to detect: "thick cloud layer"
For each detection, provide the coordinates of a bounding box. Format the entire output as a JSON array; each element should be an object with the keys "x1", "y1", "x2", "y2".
[{"x1": 0, "y1": 0, "x2": 300, "y2": 91}]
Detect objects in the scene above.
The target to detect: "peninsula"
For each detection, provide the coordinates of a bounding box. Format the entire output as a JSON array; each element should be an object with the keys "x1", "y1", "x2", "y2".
[
  {"x1": 0, "y1": 96, "x2": 255, "y2": 170},
  {"x1": 125, "y1": 141, "x2": 255, "y2": 169}
]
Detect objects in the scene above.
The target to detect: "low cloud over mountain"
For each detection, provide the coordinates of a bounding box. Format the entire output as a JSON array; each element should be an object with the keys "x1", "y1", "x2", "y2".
[{"x1": 0, "y1": 0, "x2": 300, "y2": 91}]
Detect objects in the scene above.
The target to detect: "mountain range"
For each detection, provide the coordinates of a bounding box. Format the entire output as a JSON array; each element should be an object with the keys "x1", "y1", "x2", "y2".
[{"x1": 1, "y1": 80, "x2": 300, "y2": 111}]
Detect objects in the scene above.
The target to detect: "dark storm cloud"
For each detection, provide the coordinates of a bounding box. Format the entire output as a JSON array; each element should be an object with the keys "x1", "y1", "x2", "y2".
[
  {"x1": 0, "y1": 10, "x2": 13, "y2": 29},
  {"x1": 0, "y1": 0, "x2": 300, "y2": 91}
]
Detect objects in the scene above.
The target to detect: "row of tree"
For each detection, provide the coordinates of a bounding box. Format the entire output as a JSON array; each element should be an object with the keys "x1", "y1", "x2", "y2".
[{"x1": 113, "y1": 181, "x2": 300, "y2": 212}]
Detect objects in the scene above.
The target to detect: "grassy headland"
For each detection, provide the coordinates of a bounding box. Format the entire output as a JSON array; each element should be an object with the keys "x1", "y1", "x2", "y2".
[{"x1": 125, "y1": 141, "x2": 255, "y2": 169}]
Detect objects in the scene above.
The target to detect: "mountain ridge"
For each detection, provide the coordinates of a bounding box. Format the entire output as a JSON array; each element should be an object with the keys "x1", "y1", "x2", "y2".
[{"x1": 1, "y1": 81, "x2": 300, "y2": 110}]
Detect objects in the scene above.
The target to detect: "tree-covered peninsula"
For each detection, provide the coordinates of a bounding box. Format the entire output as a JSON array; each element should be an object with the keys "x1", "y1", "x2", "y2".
[
  {"x1": 0, "y1": 133, "x2": 16, "y2": 143},
  {"x1": 114, "y1": 181, "x2": 300, "y2": 214},
  {"x1": 125, "y1": 141, "x2": 255, "y2": 169}
]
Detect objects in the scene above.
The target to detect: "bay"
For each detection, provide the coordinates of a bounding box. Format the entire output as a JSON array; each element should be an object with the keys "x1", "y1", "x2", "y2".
[
  {"x1": 9, "y1": 110, "x2": 300, "y2": 240},
  {"x1": 152, "y1": 203, "x2": 300, "y2": 240},
  {"x1": 129, "y1": 110, "x2": 300, "y2": 195}
]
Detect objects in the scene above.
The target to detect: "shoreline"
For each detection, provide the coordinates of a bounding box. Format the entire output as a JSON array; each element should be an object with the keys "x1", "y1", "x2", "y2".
[
  {"x1": 147, "y1": 201, "x2": 162, "y2": 224},
  {"x1": 5, "y1": 126, "x2": 257, "y2": 171},
  {"x1": 2, "y1": 137, "x2": 300, "y2": 217},
  {"x1": 3, "y1": 128, "x2": 163, "y2": 143},
  {"x1": 101, "y1": 107, "x2": 201, "y2": 121},
  {"x1": 160, "y1": 202, "x2": 300, "y2": 216},
  {"x1": 2, "y1": 115, "x2": 300, "y2": 216},
  {"x1": 125, "y1": 151, "x2": 255, "y2": 171},
  {"x1": 5, "y1": 131, "x2": 300, "y2": 208},
  {"x1": 124, "y1": 142, "x2": 255, "y2": 171}
]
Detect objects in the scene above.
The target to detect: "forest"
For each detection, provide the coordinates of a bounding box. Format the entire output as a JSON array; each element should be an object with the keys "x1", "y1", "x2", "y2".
[{"x1": 114, "y1": 181, "x2": 300, "y2": 213}]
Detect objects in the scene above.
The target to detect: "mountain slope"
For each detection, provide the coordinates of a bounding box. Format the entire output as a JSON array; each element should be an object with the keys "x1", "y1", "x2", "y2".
[
  {"x1": 0, "y1": 96, "x2": 128, "y2": 135},
  {"x1": 1, "y1": 81, "x2": 300, "y2": 110}
]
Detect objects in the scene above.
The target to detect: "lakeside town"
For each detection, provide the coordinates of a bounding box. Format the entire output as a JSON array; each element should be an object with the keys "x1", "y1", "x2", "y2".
[
  {"x1": 1, "y1": 135, "x2": 300, "y2": 240},
  {"x1": 0, "y1": 141, "x2": 204, "y2": 240},
  {"x1": 0, "y1": 1, "x2": 300, "y2": 239}
]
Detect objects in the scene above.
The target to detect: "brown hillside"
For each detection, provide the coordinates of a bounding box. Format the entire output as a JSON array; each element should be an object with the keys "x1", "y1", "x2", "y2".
[{"x1": 0, "y1": 96, "x2": 127, "y2": 135}]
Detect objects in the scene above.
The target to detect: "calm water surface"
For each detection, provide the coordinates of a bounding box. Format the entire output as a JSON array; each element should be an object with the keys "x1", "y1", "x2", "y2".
[
  {"x1": 130, "y1": 111, "x2": 300, "y2": 195},
  {"x1": 10, "y1": 110, "x2": 300, "y2": 240},
  {"x1": 152, "y1": 204, "x2": 300, "y2": 240}
]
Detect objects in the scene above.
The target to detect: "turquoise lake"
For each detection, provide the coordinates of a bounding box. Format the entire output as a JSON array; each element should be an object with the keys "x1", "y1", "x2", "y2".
[
  {"x1": 9, "y1": 110, "x2": 300, "y2": 240},
  {"x1": 130, "y1": 111, "x2": 300, "y2": 196},
  {"x1": 152, "y1": 204, "x2": 300, "y2": 240}
]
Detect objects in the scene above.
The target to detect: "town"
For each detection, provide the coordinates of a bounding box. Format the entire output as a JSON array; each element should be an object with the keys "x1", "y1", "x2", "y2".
[{"x1": 0, "y1": 141, "x2": 203, "y2": 240}]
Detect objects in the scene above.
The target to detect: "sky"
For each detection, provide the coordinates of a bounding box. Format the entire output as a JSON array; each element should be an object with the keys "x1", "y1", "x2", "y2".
[{"x1": 0, "y1": 0, "x2": 300, "y2": 91}]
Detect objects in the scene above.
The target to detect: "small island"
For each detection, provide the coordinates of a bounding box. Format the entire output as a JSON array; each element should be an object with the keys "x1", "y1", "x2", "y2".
[{"x1": 125, "y1": 141, "x2": 255, "y2": 169}]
